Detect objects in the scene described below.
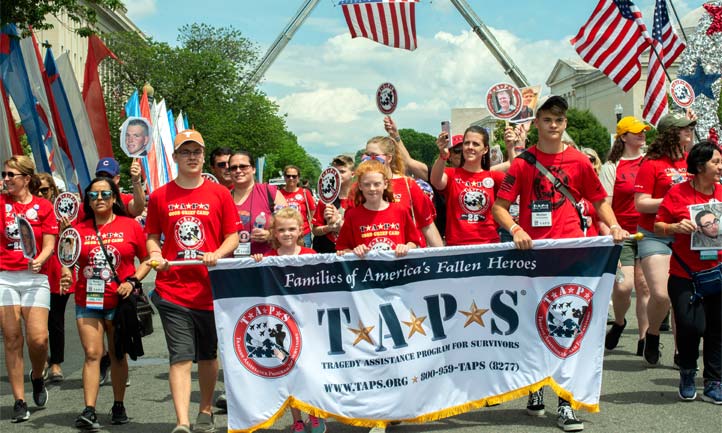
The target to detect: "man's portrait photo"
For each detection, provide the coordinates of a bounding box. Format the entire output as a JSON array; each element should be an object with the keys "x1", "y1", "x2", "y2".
[
  {"x1": 486, "y1": 83, "x2": 522, "y2": 120},
  {"x1": 120, "y1": 117, "x2": 151, "y2": 157},
  {"x1": 511, "y1": 85, "x2": 541, "y2": 123},
  {"x1": 690, "y1": 204, "x2": 722, "y2": 250}
]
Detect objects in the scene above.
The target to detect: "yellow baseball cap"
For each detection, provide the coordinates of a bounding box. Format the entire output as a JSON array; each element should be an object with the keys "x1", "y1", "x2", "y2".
[{"x1": 616, "y1": 116, "x2": 651, "y2": 136}]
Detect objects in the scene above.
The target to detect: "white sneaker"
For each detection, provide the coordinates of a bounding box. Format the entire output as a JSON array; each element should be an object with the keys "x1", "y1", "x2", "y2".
[{"x1": 369, "y1": 427, "x2": 386, "y2": 433}]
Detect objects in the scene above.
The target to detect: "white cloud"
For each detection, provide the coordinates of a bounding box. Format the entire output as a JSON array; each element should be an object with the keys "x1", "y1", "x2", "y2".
[
  {"x1": 124, "y1": 0, "x2": 158, "y2": 20},
  {"x1": 276, "y1": 88, "x2": 373, "y2": 123}
]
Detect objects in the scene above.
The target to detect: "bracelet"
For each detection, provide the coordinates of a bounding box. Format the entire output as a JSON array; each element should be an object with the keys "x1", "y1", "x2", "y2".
[
  {"x1": 439, "y1": 153, "x2": 450, "y2": 161},
  {"x1": 609, "y1": 224, "x2": 621, "y2": 231},
  {"x1": 510, "y1": 224, "x2": 523, "y2": 235},
  {"x1": 149, "y1": 250, "x2": 162, "y2": 255}
]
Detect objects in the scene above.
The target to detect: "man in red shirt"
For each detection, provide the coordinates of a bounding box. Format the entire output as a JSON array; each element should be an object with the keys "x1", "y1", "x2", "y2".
[
  {"x1": 492, "y1": 96, "x2": 628, "y2": 432},
  {"x1": 146, "y1": 130, "x2": 240, "y2": 433},
  {"x1": 95, "y1": 157, "x2": 146, "y2": 217}
]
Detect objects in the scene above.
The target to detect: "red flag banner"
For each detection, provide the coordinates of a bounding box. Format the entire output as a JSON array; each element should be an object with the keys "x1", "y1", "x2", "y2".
[
  {"x1": 571, "y1": 0, "x2": 652, "y2": 92},
  {"x1": 643, "y1": 0, "x2": 686, "y2": 126},
  {"x1": 82, "y1": 34, "x2": 118, "y2": 158},
  {"x1": 339, "y1": 0, "x2": 418, "y2": 51}
]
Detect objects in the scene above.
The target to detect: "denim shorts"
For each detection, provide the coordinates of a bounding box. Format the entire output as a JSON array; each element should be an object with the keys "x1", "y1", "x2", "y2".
[
  {"x1": 637, "y1": 226, "x2": 672, "y2": 259},
  {"x1": 75, "y1": 304, "x2": 116, "y2": 321}
]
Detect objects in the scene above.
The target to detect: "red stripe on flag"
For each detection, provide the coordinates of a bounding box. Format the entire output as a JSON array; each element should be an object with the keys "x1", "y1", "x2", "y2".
[
  {"x1": 342, "y1": 5, "x2": 357, "y2": 38},
  {"x1": 377, "y1": 4, "x2": 390, "y2": 47},
  {"x1": 365, "y1": 4, "x2": 379, "y2": 44}
]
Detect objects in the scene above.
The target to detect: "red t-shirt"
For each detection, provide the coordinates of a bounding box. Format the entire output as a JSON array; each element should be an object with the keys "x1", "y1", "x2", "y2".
[
  {"x1": 280, "y1": 188, "x2": 316, "y2": 235},
  {"x1": 497, "y1": 146, "x2": 607, "y2": 240},
  {"x1": 440, "y1": 168, "x2": 504, "y2": 245},
  {"x1": 146, "y1": 180, "x2": 240, "y2": 310},
  {"x1": 656, "y1": 181, "x2": 722, "y2": 278},
  {"x1": 312, "y1": 198, "x2": 350, "y2": 244},
  {"x1": 611, "y1": 157, "x2": 644, "y2": 233},
  {"x1": 336, "y1": 202, "x2": 422, "y2": 252},
  {"x1": 634, "y1": 156, "x2": 689, "y2": 231},
  {"x1": 74, "y1": 216, "x2": 147, "y2": 309},
  {"x1": 265, "y1": 247, "x2": 316, "y2": 256},
  {"x1": 1, "y1": 194, "x2": 58, "y2": 271}
]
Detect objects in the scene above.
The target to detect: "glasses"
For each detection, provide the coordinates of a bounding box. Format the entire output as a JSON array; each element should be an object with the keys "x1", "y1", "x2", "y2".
[
  {"x1": 176, "y1": 149, "x2": 203, "y2": 158},
  {"x1": 215, "y1": 161, "x2": 228, "y2": 169},
  {"x1": 228, "y1": 164, "x2": 252, "y2": 172},
  {"x1": 87, "y1": 190, "x2": 113, "y2": 201},
  {"x1": 701, "y1": 218, "x2": 720, "y2": 229},
  {"x1": 2, "y1": 171, "x2": 26, "y2": 179},
  {"x1": 451, "y1": 147, "x2": 463, "y2": 155},
  {"x1": 284, "y1": 174, "x2": 298, "y2": 179},
  {"x1": 361, "y1": 153, "x2": 387, "y2": 164},
  {"x1": 38, "y1": 187, "x2": 51, "y2": 194}
]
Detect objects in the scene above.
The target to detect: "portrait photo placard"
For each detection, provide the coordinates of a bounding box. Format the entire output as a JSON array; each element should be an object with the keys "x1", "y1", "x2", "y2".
[
  {"x1": 689, "y1": 203, "x2": 722, "y2": 250},
  {"x1": 120, "y1": 116, "x2": 152, "y2": 158}
]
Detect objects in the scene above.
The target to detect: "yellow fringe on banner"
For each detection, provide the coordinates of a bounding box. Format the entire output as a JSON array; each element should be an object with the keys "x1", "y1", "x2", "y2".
[{"x1": 228, "y1": 377, "x2": 601, "y2": 433}]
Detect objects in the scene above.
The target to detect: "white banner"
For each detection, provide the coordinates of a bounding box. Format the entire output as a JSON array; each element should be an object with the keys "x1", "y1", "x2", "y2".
[{"x1": 209, "y1": 237, "x2": 621, "y2": 432}]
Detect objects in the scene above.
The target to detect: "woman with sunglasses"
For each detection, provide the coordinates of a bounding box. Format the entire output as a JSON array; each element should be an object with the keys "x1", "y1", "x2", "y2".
[
  {"x1": 599, "y1": 116, "x2": 651, "y2": 355},
  {"x1": 228, "y1": 151, "x2": 287, "y2": 256},
  {"x1": 59, "y1": 177, "x2": 150, "y2": 429},
  {"x1": 655, "y1": 140, "x2": 722, "y2": 404},
  {"x1": 280, "y1": 165, "x2": 316, "y2": 248},
  {"x1": 1, "y1": 156, "x2": 58, "y2": 423}
]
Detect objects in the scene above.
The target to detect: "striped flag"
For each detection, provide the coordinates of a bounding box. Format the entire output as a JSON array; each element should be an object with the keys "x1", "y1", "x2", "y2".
[
  {"x1": 642, "y1": 0, "x2": 686, "y2": 126},
  {"x1": 571, "y1": 0, "x2": 652, "y2": 92},
  {"x1": 339, "y1": 0, "x2": 418, "y2": 51}
]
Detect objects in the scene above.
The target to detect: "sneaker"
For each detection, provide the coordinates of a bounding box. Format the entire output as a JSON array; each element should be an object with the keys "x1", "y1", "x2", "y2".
[
  {"x1": 291, "y1": 420, "x2": 306, "y2": 432},
  {"x1": 99, "y1": 353, "x2": 111, "y2": 385},
  {"x1": 678, "y1": 369, "x2": 697, "y2": 401},
  {"x1": 557, "y1": 403, "x2": 584, "y2": 432},
  {"x1": 307, "y1": 415, "x2": 326, "y2": 433},
  {"x1": 636, "y1": 339, "x2": 644, "y2": 356},
  {"x1": 31, "y1": 375, "x2": 48, "y2": 407},
  {"x1": 604, "y1": 319, "x2": 626, "y2": 350},
  {"x1": 526, "y1": 389, "x2": 545, "y2": 416},
  {"x1": 369, "y1": 428, "x2": 386, "y2": 433},
  {"x1": 171, "y1": 425, "x2": 192, "y2": 433},
  {"x1": 111, "y1": 403, "x2": 130, "y2": 424},
  {"x1": 76, "y1": 407, "x2": 101, "y2": 431},
  {"x1": 193, "y1": 412, "x2": 216, "y2": 433},
  {"x1": 643, "y1": 332, "x2": 661, "y2": 366},
  {"x1": 214, "y1": 393, "x2": 227, "y2": 411},
  {"x1": 11, "y1": 400, "x2": 29, "y2": 423},
  {"x1": 702, "y1": 381, "x2": 722, "y2": 405}
]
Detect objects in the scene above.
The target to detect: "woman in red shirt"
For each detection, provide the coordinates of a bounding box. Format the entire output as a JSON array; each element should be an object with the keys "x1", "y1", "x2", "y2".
[
  {"x1": 655, "y1": 141, "x2": 721, "y2": 404},
  {"x1": 1, "y1": 155, "x2": 57, "y2": 423},
  {"x1": 599, "y1": 117, "x2": 651, "y2": 354},
  {"x1": 634, "y1": 113, "x2": 695, "y2": 366},
  {"x1": 60, "y1": 177, "x2": 150, "y2": 429}
]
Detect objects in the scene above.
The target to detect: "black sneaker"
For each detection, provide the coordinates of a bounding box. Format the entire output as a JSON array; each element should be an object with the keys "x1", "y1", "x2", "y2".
[
  {"x1": 636, "y1": 339, "x2": 644, "y2": 356},
  {"x1": 31, "y1": 375, "x2": 48, "y2": 407},
  {"x1": 557, "y1": 402, "x2": 584, "y2": 431},
  {"x1": 604, "y1": 319, "x2": 626, "y2": 350},
  {"x1": 526, "y1": 389, "x2": 545, "y2": 416},
  {"x1": 643, "y1": 332, "x2": 661, "y2": 366},
  {"x1": 111, "y1": 403, "x2": 130, "y2": 425},
  {"x1": 99, "y1": 353, "x2": 111, "y2": 386},
  {"x1": 76, "y1": 407, "x2": 101, "y2": 431},
  {"x1": 12, "y1": 400, "x2": 29, "y2": 423}
]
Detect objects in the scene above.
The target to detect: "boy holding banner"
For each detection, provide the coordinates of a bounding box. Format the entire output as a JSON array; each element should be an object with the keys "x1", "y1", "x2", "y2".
[{"x1": 492, "y1": 95, "x2": 628, "y2": 432}]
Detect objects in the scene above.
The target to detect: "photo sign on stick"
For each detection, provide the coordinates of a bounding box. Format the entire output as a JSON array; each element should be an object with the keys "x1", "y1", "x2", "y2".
[
  {"x1": 486, "y1": 83, "x2": 523, "y2": 121},
  {"x1": 54, "y1": 192, "x2": 80, "y2": 222},
  {"x1": 120, "y1": 117, "x2": 152, "y2": 158},
  {"x1": 670, "y1": 79, "x2": 695, "y2": 109},
  {"x1": 317, "y1": 167, "x2": 342, "y2": 205},
  {"x1": 16, "y1": 216, "x2": 36, "y2": 260},
  {"x1": 376, "y1": 82, "x2": 398, "y2": 115},
  {"x1": 58, "y1": 227, "x2": 82, "y2": 267}
]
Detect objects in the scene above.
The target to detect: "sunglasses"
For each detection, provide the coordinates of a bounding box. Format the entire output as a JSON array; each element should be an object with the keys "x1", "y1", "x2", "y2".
[
  {"x1": 215, "y1": 161, "x2": 228, "y2": 169},
  {"x1": 2, "y1": 171, "x2": 26, "y2": 179},
  {"x1": 451, "y1": 147, "x2": 463, "y2": 154},
  {"x1": 87, "y1": 190, "x2": 113, "y2": 201},
  {"x1": 361, "y1": 153, "x2": 387, "y2": 164},
  {"x1": 284, "y1": 174, "x2": 298, "y2": 179},
  {"x1": 228, "y1": 164, "x2": 252, "y2": 172}
]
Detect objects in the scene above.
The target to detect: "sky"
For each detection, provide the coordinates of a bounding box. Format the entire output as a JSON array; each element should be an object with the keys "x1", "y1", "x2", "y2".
[{"x1": 124, "y1": 0, "x2": 703, "y2": 169}]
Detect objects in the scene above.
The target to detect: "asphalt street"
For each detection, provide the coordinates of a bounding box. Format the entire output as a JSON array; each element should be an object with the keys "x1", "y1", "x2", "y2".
[{"x1": 1, "y1": 286, "x2": 720, "y2": 433}]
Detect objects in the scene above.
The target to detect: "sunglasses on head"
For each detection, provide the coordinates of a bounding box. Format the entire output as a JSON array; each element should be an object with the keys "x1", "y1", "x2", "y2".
[
  {"x1": 361, "y1": 153, "x2": 387, "y2": 164},
  {"x1": 2, "y1": 171, "x2": 25, "y2": 179},
  {"x1": 88, "y1": 190, "x2": 113, "y2": 201}
]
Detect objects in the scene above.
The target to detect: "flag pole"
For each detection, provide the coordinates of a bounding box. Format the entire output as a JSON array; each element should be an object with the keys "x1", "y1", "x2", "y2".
[{"x1": 667, "y1": 0, "x2": 689, "y2": 43}]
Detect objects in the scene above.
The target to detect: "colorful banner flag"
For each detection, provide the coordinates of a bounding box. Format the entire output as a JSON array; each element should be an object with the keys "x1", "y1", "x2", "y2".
[
  {"x1": 209, "y1": 237, "x2": 621, "y2": 432},
  {"x1": 154, "y1": 99, "x2": 177, "y2": 182},
  {"x1": 571, "y1": 0, "x2": 652, "y2": 92},
  {"x1": 339, "y1": 0, "x2": 418, "y2": 51},
  {"x1": 82, "y1": 34, "x2": 117, "y2": 158},
  {"x1": 0, "y1": 78, "x2": 22, "y2": 161},
  {"x1": 124, "y1": 89, "x2": 139, "y2": 117},
  {"x1": 642, "y1": 0, "x2": 686, "y2": 126}
]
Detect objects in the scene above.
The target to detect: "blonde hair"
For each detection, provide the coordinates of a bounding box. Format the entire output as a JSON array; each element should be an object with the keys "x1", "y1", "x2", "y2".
[
  {"x1": 4, "y1": 155, "x2": 41, "y2": 194},
  {"x1": 366, "y1": 136, "x2": 405, "y2": 176},
  {"x1": 580, "y1": 147, "x2": 602, "y2": 174},
  {"x1": 352, "y1": 160, "x2": 394, "y2": 207},
  {"x1": 269, "y1": 207, "x2": 304, "y2": 249}
]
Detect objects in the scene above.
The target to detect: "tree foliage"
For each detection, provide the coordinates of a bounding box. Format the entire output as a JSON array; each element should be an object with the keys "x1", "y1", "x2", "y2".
[
  {"x1": 398, "y1": 128, "x2": 437, "y2": 169},
  {"x1": 104, "y1": 24, "x2": 320, "y2": 185},
  {"x1": 1, "y1": 0, "x2": 123, "y2": 37}
]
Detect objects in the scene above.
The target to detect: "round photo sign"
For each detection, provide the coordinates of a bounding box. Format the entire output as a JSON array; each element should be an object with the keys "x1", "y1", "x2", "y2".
[
  {"x1": 54, "y1": 192, "x2": 80, "y2": 222},
  {"x1": 376, "y1": 82, "x2": 398, "y2": 115},
  {"x1": 485, "y1": 83, "x2": 523, "y2": 120},
  {"x1": 669, "y1": 79, "x2": 695, "y2": 109},
  {"x1": 57, "y1": 227, "x2": 82, "y2": 267},
  {"x1": 120, "y1": 117, "x2": 152, "y2": 158},
  {"x1": 202, "y1": 173, "x2": 219, "y2": 183},
  {"x1": 317, "y1": 167, "x2": 342, "y2": 205}
]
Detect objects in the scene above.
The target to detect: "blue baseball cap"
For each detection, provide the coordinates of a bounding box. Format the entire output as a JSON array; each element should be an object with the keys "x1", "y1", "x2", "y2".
[{"x1": 95, "y1": 157, "x2": 120, "y2": 177}]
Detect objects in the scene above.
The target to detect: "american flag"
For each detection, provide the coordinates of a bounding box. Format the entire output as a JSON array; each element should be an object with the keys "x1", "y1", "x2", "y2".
[
  {"x1": 339, "y1": 0, "x2": 418, "y2": 51},
  {"x1": 571, "y1": 0, "x2": 652, "y2": 92},
  {"x1": 643, "y1": 0, "x2": 686, "y2": 126}
]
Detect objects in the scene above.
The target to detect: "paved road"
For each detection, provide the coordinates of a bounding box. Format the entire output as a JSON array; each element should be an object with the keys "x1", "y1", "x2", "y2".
[{"x1": 1, "y1": 289, "x2": 720, "y2": 433}]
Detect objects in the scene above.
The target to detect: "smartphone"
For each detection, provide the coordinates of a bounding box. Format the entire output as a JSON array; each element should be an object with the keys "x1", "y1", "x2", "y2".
[{"x1": 441, "y1": 121, "x2": 451, "y2": 148}]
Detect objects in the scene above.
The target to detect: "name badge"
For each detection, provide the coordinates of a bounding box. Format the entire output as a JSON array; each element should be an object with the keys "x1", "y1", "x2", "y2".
[
  {"x1": 234, "y1": 242, "x2": 251, "y2": 257},
  {"x1": 86, "y1": 278, "x2": 105, "y2": 310},
  {"x1": 700, "y1": 250, "x2": 719, "y2": 261},
  {"x1": 531, "y1": 200, "x2": 552, "y2": 227}
]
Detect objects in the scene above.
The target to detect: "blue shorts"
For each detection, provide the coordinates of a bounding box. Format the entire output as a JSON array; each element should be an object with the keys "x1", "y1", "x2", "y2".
[
  {"x1": 637, "y1": 226, "x2": 672, "y2": 259},
  {"x1": 76, "y1": 304, "x2": 116, "y2": 321}
]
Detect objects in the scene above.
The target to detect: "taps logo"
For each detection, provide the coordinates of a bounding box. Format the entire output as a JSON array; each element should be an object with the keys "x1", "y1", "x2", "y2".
[
  {"x1": 536, "y1": 283, "x2": 593, "y2": 359},
  {"x1": 233, "y1": 304, "x2": 301, "y2": 378}
]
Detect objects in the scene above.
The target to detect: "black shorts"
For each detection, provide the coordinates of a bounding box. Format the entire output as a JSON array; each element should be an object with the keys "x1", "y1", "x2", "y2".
[{"x1": 151, "y1": 291, "x2": 218, "y2": 364}]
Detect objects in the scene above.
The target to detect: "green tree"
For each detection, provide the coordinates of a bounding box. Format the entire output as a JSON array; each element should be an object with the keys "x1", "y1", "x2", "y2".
[
  {"x1": 398, "y1": 128, "x2": 437, "y2": 168},
  {"x1": 1, "y1": 0, "x2": 123, "y2": 37}
]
